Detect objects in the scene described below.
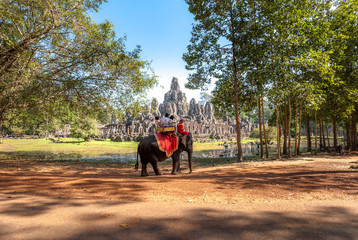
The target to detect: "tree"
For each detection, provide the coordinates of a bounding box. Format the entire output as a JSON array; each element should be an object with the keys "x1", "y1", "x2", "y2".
[
  {"x1": 0, "y1": 0, "x2": 157, "y2": 129},
  {"x1": 184, "y1": 0, "x2": 262, "y2": 161},
  {"x1": 330, "y1": 0, "x2": 358, "y2": 150},
  {"x1": 184, "y1": 0, "x2": 358, "y2": 159}
]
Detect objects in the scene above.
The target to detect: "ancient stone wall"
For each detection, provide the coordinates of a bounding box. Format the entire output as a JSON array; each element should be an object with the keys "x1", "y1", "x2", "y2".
[{"x1": 100, "y1": 77, "x2": 261, "y2": 140}]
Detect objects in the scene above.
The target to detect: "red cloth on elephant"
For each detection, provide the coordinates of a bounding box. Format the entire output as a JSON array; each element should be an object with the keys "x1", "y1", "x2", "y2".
[
  {"x1": 177, "y1": 123, "x2": 189, "y2": 136},
  {"x1": 154, "y1": 132, "x2": 179, "y2": 157}
]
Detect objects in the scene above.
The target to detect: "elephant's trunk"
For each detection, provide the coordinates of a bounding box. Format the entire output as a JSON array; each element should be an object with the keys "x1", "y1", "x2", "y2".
[
  {"x1": 188, "y1": 150, "x2": 192, "y2": 173},
  {"x1": 135, "y1": 145, "x2": 139, "y2": 170}
]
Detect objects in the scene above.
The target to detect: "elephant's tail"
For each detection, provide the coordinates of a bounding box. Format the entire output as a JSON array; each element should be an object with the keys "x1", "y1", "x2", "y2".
[{"x1": 135, "y1": 145, "x2": 139, "y2": 170}]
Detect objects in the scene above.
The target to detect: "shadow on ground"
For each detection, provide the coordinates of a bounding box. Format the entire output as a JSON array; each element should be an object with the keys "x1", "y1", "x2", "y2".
[
  {"x1": 0, "y1": 153, "x2": 357, "y2": 202},
  {"x1": 68, "y1": 206, "x2": 358, "y2": 240},
  {"x1": 0, "y1": 198, "x2": 357, "y2": 240},
  {"x1": 0, "y1": 153, "x2": 358, "y2": 239}
]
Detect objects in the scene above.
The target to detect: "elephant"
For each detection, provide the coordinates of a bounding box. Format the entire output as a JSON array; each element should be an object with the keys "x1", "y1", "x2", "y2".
[{"x1": 135, "y1": 133, "x2": 193, "y2": 176}]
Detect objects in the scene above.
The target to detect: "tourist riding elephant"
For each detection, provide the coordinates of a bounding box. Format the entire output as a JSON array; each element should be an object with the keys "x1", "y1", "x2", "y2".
[{"x1": 135, "y1": 133, "x2": 193, "y2": 176}]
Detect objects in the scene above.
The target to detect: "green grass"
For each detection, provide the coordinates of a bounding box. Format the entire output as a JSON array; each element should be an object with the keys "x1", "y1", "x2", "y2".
[
  {"x1": 2, "y1": 136, "x2": 344, "y2": 156},
  {"x1": 0, "y1": 137, "x2": 259, "y2": 164},
  {"x1": 0, "y1": 138, "x2": 251, "y2": 167},
  {"x1": 193, "y1": 139, "x2": 256, "y2": 151},
  {"x1": 2, "y1": 138, "x2": 254, "y2": 155},
  {"x1": 0, "y1": 138, "x2": 138, "y2": 156},
  {"x1": 193, "y1": 141, "x2": 226, "y2": 151},
  {"x1": 1, "y1": 137, "x2": 335, "y2": 169}
]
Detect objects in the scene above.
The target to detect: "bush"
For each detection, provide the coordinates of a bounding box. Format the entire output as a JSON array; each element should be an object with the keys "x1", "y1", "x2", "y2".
[
  {"x1": 69, "y1": 117, "x2": 99, "y2": 141},
  {"x1": 249, "y1": 127, "x2": 277, "y2": 144},
  {"x1": 111, "y1": 136, "x2": 122, "y2": 142},
  {"x1": 135, "y1": 135, "x2": 144, "y2": 142}
]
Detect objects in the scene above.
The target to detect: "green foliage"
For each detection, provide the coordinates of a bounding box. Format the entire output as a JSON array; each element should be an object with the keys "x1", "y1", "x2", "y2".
[
  {"x1": 184, "y1": 0, "x2": 259, "y2": 114},
  {"x1": 249, "y1": 127, "x2": 277, "y2": 144},
  {"x1": 184, "y1": 0, "x2": 358, "y2": 154},
  {"x1": 0, "y1": 0, "x2": 157, "y2": 136},
  {"x1": 200, "y1": 92, "x2": 212, "y2": 103},
  {"x1": 69, "y1": 117, "x2": 99, "y2": 141}
]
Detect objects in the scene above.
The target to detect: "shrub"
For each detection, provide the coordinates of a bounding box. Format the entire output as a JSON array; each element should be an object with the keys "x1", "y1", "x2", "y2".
[{"x1": 249, "y1": 127, "x2": 277, "y2": 144}]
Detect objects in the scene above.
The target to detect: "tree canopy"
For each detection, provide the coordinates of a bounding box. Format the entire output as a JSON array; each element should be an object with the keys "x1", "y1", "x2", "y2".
[
  {"x1": 0, "y1": 0, "x2": 157, "y2": 136},
  {"x1": 184, "y1": 0, "x2": 358, "y2": 157}
]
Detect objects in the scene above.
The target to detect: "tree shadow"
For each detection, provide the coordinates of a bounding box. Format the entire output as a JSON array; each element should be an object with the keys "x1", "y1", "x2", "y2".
[
  {"x1": 2, "y1": 204, "x2": 355, "y2": 240},
  {"x1": 1, "y1": 153, "x2": 357, "y2": 204},
  {"x1": 0, "y1": 152, "x2": 357, "y2": 239},
  {"x1": 179, "y1": 165, "x2": 358, "y2": 195},
  {"x1": 0, "y1": 170, "x2": 145, "y2": 204},
  {"x1": 67, "y1": 206, "x2": 358, "y2": 240}
]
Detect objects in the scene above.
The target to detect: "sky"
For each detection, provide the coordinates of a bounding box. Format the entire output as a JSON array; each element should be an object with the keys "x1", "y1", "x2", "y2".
[{"x1": 91, "y1": 0, "x2": 212, "y2": 103}]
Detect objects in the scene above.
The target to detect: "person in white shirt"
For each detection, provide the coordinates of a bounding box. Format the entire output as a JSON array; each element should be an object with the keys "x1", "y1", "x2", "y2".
[{"x1": 161, "y1": 113, "x2": 170, "y2": 127}]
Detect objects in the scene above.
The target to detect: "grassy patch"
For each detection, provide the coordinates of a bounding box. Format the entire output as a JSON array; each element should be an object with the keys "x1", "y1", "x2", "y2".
[
  {"x1": 193, "y1": 139, "x2": 256, "y2": 152},
  {"x1": 2, "y1": 138, "x2": 255, "y2": 155},
  {"x1": 1, "y1": 138, "x2": 262, "y2": 169},
  {"x1": 0, "y1": 138, "x2": 138, "y2": 156}
]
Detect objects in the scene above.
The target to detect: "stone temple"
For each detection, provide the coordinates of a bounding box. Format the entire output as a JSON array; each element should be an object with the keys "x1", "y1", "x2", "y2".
[{"x1": 100, "y1": 77, "x2": 256, "y2": 140}]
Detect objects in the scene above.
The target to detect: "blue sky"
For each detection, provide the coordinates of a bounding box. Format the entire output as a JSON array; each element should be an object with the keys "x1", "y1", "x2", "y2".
[{"x1": 91, "y1": 0, "x2": 210, "y2": 103}]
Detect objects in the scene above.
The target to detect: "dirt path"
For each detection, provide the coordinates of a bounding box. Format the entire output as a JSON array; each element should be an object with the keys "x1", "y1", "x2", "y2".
[{"x1": 1, "y1": 153, "x2": 358, "y2": 239}]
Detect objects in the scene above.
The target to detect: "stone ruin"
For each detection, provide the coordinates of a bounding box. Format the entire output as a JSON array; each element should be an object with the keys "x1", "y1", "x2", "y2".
[{"x1": 100, "y1": 77, "x2": 258, "y2": 141}]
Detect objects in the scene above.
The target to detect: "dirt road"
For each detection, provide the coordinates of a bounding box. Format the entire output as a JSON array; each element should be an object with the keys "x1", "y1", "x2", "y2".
[{"x1": 1, "y1": 153, "x2": 357, "y2": 239}]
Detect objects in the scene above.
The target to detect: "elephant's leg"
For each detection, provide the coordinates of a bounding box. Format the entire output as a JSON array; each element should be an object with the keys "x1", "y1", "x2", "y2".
[
  {"x1": 149, "y1": 155, "x2": 161, "y2": 175},
  {"x1": 176, "y1": 160, "x2": 181, "y2": 173},
  {"x1": 171, "y1": 154, "x2": 180, "y2": 175},
  {"x1": 140, "y1": 158, "x2": 149, "y2": 177},
  {"x1": 151, "y1": 160, "x2": 162, "y2": 175}
]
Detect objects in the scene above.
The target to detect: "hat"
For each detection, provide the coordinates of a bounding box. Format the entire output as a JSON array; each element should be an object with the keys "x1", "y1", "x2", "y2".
[{"x1": 179, "y1": 119, "x2": 185, "y2": 123}]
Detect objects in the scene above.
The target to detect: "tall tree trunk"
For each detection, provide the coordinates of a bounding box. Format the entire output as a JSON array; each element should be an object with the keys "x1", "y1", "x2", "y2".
[
  {"x1": 46, "y1": 115, "x2": 49, "y2": 138},
  {"x1": 288, "y1": 94, "x2": 292, "y2": 158},
  {"x1": 279, "y1": 108, "x2": 282, "y2": 148},
  {"x1": 332, "y1": 113, "x2": 337, "y2": 150},
  {"x1": 258, "y1": 98, "x2": 263, "y2": 159},
  {"x1": 276, "y1": 98, "x2": 281, "y2": 159},
  {"x1": 230, "y1": 11, "x2": 242, "y2": 162},
  {"x1": 261, "y1": 97, "x2": 269, "y2": 158},
  {"x1": 294, "y1": 101, "x2": 298, "y2": 155},
  {"x1": 322, "y1": 115, "x2": 326, "y2": 148},
  {"x1": 346, "y1": 118, "x2": 351, "y2": 150},
  {"x1": 319, "y1": 114, "x2": 323, "y2": 147},
  {"x1": 0, "y1": 122, "x2": 2, "y2": 144},
  {"x1": 315, "y1": 110, "x2": 318, "y2": 155},
  {"x1": 297, "y1": 104, "x2": 302, "y2": 155},
  {"x1": 352, "y1": 110, "x2": 357, "y2": 151},
  {"x1": 306, "y1": 111, "x2": 312, "y2": 152},
  {"x1": 283, "y1": 97, "x2": 288, "y2": 155},
  {"x1": 326, "y1": 124, "x2": 330, "y2": 147}
]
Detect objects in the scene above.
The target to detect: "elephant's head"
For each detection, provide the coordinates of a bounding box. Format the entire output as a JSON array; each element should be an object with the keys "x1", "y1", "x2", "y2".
[{"x1": 180, "y1": 133, "x2": 193, "y2": 153}]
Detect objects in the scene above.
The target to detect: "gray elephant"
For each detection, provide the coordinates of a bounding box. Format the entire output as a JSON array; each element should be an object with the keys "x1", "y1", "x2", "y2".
[{"x1": 135, "y1": 133, "x2": 193, "y2": 176}]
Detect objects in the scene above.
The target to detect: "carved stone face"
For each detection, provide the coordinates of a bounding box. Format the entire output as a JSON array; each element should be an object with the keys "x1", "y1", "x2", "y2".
[
  {"x1": 151, "y1": 98, "x2": 159, "y2": 109},
  {"x1": 170, "y1": 77, "x2": 180, "y2": 91}
]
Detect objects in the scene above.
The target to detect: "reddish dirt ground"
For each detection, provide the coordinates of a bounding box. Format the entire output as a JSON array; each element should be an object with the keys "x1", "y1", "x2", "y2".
[{"x1": 0, "y1": 153, "x2": 358, "y2": 239}]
